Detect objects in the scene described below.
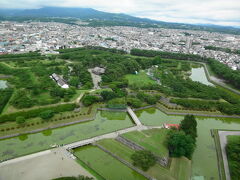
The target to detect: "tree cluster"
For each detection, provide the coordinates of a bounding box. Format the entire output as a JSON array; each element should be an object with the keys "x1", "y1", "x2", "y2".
[
  {"x1": 131, "y1": 150, "x2": 157, "y2": 171},
  {"x1": 167, "y1": 115, "x2": 197, "y2": 159},
  {"x1": 0, "y1": 88, "x2": 13, "y2": 114},
  {"x1": 0, "y1": 103, "x2": 76, "y2": 123},
  {"x1": 226, "y1": 137, "x2": 240, "y2": 180}
]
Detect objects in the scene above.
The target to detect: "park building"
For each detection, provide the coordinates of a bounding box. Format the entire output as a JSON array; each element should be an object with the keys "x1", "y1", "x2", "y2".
[{"x1": 50, "y1": 73, "x2": 69, "y2": 89}]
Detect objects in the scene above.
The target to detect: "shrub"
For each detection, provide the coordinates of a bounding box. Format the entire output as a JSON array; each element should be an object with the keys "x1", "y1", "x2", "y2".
[
  {"x1": 131, "y1": 150, "x2": 157, "y2": 171},
  {"x1": 0, "y1": 104, "x2": 76, "y2": 123},
  {"x1": 39, "y1": 110, "x2": 55, "y2": 120},
  {"x1": 16, "y1": 116, "x2": 26, "y2": 125}
]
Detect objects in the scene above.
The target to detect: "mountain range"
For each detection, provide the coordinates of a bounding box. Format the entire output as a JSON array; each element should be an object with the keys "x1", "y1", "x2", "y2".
[{"x1": 0, "y1": 7, "x2": 239, "y2": 35}]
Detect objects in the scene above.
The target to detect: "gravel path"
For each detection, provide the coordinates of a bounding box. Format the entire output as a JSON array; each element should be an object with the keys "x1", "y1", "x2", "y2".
[
  {"x1": 88, "y1": 69, "x2": 101, "y2": 89},
  {"x1": 0, "y1": 148, "x2": 94, "y2": 180},
  {"x1": 218, "y1": 131, "x2": 240, "y2": 180}
]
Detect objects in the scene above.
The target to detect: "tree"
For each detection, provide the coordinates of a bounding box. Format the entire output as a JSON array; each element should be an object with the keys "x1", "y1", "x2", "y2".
[
  {"x1": 100, "y1": 90, "x2": 116, "y2": 101},
  {"x1": 131, "y1": 150, "x2": 157, "y2": 171},
  {"x1": 106, "y1": 98, "x2": 126, "y2": 109},
  {"x1": 180, "y1": 115, "x2": 197, "y2": 139},
  {"x1": 226, "y1": 137, "x2": 240, "y2": 180},
  {"x1": 127, "y1": 97, "x2": 142, "y2": 108},
  {"x1": 16, "y1": 116, "x2": 26, "y2": 124},
  {"x1": 39, "y1": 110, "x2": 55, "y2": 120},
  {"x1": 69, "y1": 76, "x2": 80, "y2": 88},
  {"x1": 82, "y1": 95, "x2": 99, "y2": 106},
  {"x1": 167, "y1": 130, "x2": 196, "y2": 159}
]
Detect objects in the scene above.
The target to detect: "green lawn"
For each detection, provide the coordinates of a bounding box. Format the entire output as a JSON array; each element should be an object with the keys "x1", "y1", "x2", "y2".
[
  {"x1": 97, "y1": 139, "x2": 174, "y2": 180},
  {"x1": 125, "y1": 71, "x2": 156, "y2": 88},
  {"x1": 122, "y1": 128, "x2": 169, "y2": 157},
  {"x1": 170, "y1": 157, "x2": 191, "y2": 180},
  {"x1": 97, "y1": 137, "x2": 190, "y2": 180},
  {"x1": 74, "y1": 145, "x2": 147, "y2": 180}
]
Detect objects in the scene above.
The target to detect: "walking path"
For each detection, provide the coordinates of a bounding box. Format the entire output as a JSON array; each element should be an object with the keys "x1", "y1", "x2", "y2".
[
  {"x1": 201, "y1": 63, "x2": 240, "y2": 95},
  {"x1": 156, "y1": 106, "x2": 240, "y2": 119},
  {"x1": 218, "y1": 131, "x2": 240, "y2": 180},
  {"x1": 88, "y1": 68, "x2": 102, "y2": 90},
  {"x1": 65, "y1": 125, "x2": 152, "y2": 149},
  {"x1": 127, "y1": 106, "x2": 142, "y2": 126}
]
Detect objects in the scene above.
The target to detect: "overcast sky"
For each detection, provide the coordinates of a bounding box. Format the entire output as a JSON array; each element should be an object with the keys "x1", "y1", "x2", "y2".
[{"x1": 1, "y1": 0, "x2": 240, "y2": 27}]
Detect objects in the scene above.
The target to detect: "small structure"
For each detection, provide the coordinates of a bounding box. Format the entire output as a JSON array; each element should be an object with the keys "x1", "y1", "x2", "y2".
[
  {"x1": 164, "y1": 123, "x2": 180, "y2": 130},
  {"x1": 50, "y1": 73, "x2": 69, "y2": 89},
  {"x1": 92, "y1": 67, "x2": 105, "y2": 75}
]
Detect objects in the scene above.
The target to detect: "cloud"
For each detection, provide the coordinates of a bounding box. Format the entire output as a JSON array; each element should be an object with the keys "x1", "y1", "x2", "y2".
[{"x1": 0, "y1": 0, "x2": 240, "y2": 26}]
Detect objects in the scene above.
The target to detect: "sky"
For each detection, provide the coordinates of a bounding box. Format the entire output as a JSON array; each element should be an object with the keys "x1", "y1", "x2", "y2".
[{"x1": 0, "y1": 0, "x2": 240, "y2": 27}]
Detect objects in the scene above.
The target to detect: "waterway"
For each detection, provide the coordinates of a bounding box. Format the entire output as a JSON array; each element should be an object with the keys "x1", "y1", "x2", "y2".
[
  {"x1": 0, "y1": 80, "x2": 7, "y2": 89},
  {"x1": 190, "y1": 67, "x2": 214, "y2": 86},
  {"x1": 0, "y1": 111, "x2": 134, "y2": 161},
  {"x1": 135, "y1": 107, "x2": 240, "y2": 180}
]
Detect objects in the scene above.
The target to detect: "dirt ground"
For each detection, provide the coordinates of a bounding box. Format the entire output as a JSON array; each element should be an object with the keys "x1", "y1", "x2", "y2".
[{"x1": 0, "y1": 147, "x2": 94, "y2": 180}]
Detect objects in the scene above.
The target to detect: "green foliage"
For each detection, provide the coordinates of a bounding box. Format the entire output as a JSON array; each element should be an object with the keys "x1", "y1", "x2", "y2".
[
  {"x1": 0, "y1": 103, "x2": 76, "y2": 123},
  {"x1": 131, "y1": 48, "x2": 206, "y2": 62},
  {"x1": 69, "y1": 76, "x2": 80, "y2": 88},
  {"x1": 131, "y1": 150, "x2": 157, "y2": 171},
  {"x1": 106, "y1": 98, "x2": 127, "y2": 109},
  {"x1": 10, "y1": 89, "x2": 35, "y2": 108},
  {"x1": 101, "y1": 90, "x2": 117, "y2": 101},
  {"x1": 205, "y1": 46, "x2": 240, "y2": 55},
  {"x1": 0, "y1": 88, "x2": 13, "y2": 114},
  {"x1": 226, "y1": 136, "x2": 240, "y2": 180},
  {"x1": 137, "y1": 92, "x2": 160, "y2": 105},
  {"x1": 0, "y1": 52, "x2": 41, "y2": 60},
  {"x1": 171, "y1": 98, "x2": 240, "y2": 115},
  {"x1": 167, "y1": 130, "x2": 196, "y2": 159},
  {"x1": 131, "y1": 48, "x2": 240, "y2": 89},
  {"x1": 39, "y1": 110, "x2": 55, "y2": 120},
  {"x1": 126, "y1": 97, "x2": 142, "y2": 108},
  {"x1": 208, "y1": 58, "x2": 240, "y2": 89},
  {"x1": 180, "y1": 115, "x2": 197, "y2": 139},
  {"x1": 82, "y1": 95, "x2": 100, "y2": 106},
  {"x1": 16, "y1": 116, "x2": 26, "y2": 124}
]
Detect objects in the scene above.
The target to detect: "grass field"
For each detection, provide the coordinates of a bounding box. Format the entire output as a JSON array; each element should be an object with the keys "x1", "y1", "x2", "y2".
[
  {"x1": 97, "y1": 139, "x2": 175, "y2": 180},
  {"x1": 121, "y1": 128, "x2": 169, "y2": 157},
  {"x1": 169, "y1": 157, "x2": 191, "y2": 180},
  {"x1": 125, "y1": 71, "x2": 156, "y2": 88},
  {"x1": 97, "y1": 133, "x2": 191, "y2": 180},
  {"x1": 0, "y1": 104, "x2": 98, "y2": 137},
  {"x1": 74, "y1": 145, "x2": 147, "y2": 180}
]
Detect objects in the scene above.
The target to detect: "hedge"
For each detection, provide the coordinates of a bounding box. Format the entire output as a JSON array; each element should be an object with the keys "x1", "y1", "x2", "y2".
[{"x1": 0, "y1": 103, "x2": 76, "y2": 123}]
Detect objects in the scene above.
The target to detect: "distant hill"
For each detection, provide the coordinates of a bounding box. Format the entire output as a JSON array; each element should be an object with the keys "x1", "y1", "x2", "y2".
[{"x1": 0, "y1": 7, "x2": 239, "y2": 35}]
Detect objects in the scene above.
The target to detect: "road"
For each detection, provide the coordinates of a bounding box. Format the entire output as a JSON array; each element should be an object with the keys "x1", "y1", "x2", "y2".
[{"x1": 218, "y1": 131, "x2": 240, "y2": 180}]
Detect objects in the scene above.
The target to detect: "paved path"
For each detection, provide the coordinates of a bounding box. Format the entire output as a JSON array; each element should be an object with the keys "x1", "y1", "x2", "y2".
[
  {"x1": 127, "y1": 106, "x2": 142, "y2": 126},
  {"x1": 65, "y1": 125, "x2": 149, "y2": 149},
  {"x1": 218, "y1": 131, "x2": 240, "y2": 180},
  {"x1": 201, "y1": 63, "x2": 240, "y2": 95},
  {"x1": 156, "y1": 106, "x2": 240, "y2": 119}
]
